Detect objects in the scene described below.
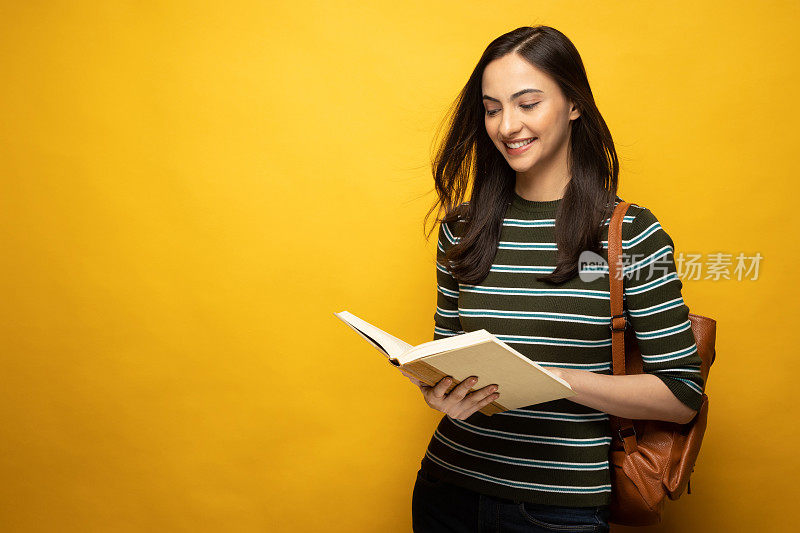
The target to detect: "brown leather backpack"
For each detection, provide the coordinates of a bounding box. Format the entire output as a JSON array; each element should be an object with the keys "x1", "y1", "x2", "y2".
[{"x1": 606, "y1": 201, "x2": 716, "y2": 526}]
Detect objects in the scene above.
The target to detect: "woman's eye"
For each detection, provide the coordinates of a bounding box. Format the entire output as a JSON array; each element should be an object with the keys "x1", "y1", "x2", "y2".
[{"x1": 485, "y1": 102, "x2": 540, "y2": 116}]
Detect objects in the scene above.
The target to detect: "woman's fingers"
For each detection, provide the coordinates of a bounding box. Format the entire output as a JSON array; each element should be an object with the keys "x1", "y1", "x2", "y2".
[
  {"x1": 453, "y1": 387, "x2": 501, "y2": 420},
  {"x1": 422, "y1": 376, "x2": 453, "y2": 408},
  {"x1": 430, "y1": 376, "x2": 452, "y2": 399},
  {"x1": 421, "y1": 376, "x2": 501, "y2": 419},
  {"x1": 447, "y1": 376, "x2": 478, "y2": 403}
]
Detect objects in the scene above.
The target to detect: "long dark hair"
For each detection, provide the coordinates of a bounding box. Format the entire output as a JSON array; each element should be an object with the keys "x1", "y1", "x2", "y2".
[{"x1": 424, "y1": 25, "x2": 619, "y2": 285}]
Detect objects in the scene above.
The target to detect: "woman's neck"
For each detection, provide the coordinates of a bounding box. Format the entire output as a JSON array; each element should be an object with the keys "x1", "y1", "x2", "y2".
[
  {"x1": 514, "y1": 173, "x2": 570, "y2": 202},
  {"x1": 514, "y1": 156, "x2": 571, "y2": 201}
]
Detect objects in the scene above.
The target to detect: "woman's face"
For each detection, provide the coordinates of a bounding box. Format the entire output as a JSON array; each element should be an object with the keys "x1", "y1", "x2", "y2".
[{"x1": 481, "y1": 54, "x2": 580, "y2": 173}]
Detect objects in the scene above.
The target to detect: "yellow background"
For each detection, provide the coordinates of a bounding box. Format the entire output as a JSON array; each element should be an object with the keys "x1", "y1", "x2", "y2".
[{"x1": 1, "y1": 1, "x2": 797, "y2": 531}]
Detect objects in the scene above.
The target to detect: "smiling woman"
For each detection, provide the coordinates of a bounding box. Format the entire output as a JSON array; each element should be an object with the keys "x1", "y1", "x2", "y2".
[
  {"x1": 407, "y1": 25, "x2": 705, "y2": 532},
  {"x1": 482, "y1": 63, "x2": 578, "y2": 172}
]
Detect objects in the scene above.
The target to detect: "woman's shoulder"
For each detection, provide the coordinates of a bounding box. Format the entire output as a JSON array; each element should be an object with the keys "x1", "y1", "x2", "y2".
[
  {"x1": 614, "y1": 197, "x2": 676, "y2": 246},
  {"x1": 614, "y1": 195, "x2": 652, "y2": 223}
]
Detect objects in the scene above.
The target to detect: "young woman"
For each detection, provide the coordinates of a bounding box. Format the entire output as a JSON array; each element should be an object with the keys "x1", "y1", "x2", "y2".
[{"x1": 402, "y1": 26, "x2": 705, "y2": 532}]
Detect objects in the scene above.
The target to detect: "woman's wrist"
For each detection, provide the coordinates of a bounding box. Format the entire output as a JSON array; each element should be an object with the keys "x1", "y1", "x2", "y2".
[{"x1": 548, "y1": 366, "x2": 567, "y2": 383}]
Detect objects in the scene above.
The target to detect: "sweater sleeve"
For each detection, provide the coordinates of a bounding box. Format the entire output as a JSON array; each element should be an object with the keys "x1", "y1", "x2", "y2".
[
  {"x1": 433, "y1": 219, "x2": 465, "y2": 341},
  {"x1": 621, "y1": 207, "x2": 705, "y2": 412}
]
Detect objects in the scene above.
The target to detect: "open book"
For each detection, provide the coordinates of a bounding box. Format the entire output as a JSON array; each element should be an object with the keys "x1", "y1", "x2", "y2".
[{"x1": 333, "y1": 310, "x2": 576, "y2": 416}]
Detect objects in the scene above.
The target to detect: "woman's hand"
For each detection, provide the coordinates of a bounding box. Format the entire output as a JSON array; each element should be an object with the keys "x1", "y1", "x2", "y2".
[{"x1": 420, "y1": 375, "x2": 500, "y2": 420}]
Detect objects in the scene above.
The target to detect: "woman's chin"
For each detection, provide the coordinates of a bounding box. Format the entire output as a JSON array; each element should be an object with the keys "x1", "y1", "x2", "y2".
[{"x1": 507, "y1": 158, "x2": 536, "y2": 172}]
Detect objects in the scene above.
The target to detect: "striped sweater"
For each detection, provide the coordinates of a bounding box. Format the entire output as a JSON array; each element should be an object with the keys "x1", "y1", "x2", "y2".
[{"x1": 420, "y1": 191, "x2": 705, "y2": 507}]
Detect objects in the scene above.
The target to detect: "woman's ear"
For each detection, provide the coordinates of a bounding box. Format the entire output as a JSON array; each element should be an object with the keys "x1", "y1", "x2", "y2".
[{"x1": 569, "y1": 102, "x2": 581, "y2": 121}]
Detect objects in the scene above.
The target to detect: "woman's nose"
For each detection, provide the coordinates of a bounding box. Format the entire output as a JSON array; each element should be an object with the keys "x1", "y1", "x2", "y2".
[{"x1": 499, "y1": 110, "x2": 522, "y2": 138}]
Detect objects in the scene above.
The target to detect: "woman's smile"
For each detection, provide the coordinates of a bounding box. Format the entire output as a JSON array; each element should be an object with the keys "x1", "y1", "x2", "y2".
[{"x1": 503, "y1": 136, "x2": 537, "y2": 155}]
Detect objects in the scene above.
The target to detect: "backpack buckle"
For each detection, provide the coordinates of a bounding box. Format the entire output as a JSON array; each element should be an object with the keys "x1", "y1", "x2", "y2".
[
  {"x1": 618, "y1": 425, "x2": 636, "y2": 440},
  {"x1": 609, "y1": 313, "x2": 627, "y2": 332}
]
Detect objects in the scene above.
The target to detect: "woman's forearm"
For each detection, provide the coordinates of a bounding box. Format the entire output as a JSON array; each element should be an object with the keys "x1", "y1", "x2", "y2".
[{"x1": 548, "y1": 368, "x2": 697, "y2": 424}]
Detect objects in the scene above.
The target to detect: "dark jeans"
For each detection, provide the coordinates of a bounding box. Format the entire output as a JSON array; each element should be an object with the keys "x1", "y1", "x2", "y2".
[{"x1": 412, "y1": 467, "x2": 611, "y2": 532}]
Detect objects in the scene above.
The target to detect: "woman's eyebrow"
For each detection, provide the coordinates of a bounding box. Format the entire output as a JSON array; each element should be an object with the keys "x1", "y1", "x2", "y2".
[{"x1": 482, "y1": 88, "x2": 544, "y2": 102}]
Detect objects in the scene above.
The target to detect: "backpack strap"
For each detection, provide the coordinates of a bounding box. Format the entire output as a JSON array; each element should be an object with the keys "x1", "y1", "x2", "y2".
[{"x1": 608, "y1": 201, "x2": 639, "y2": 455}]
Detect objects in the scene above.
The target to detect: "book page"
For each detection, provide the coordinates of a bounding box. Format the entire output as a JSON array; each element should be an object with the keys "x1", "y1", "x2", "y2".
[
  {"x1": 333, "y1": 311, "x2": 413, "y2": 358},
  {"x1": 397, "y1": 329, "x2": 492, "y2": 365}
]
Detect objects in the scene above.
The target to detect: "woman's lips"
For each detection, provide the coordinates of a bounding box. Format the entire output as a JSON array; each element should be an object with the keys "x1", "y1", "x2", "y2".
[{"x1": 504, "y1": 137, "x2": 537, "y2": 155}]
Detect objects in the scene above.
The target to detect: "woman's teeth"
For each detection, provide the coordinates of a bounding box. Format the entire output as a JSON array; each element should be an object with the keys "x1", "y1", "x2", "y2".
[{"x1": 505, "y1": 138, "x2": 536, "y2": 149}]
